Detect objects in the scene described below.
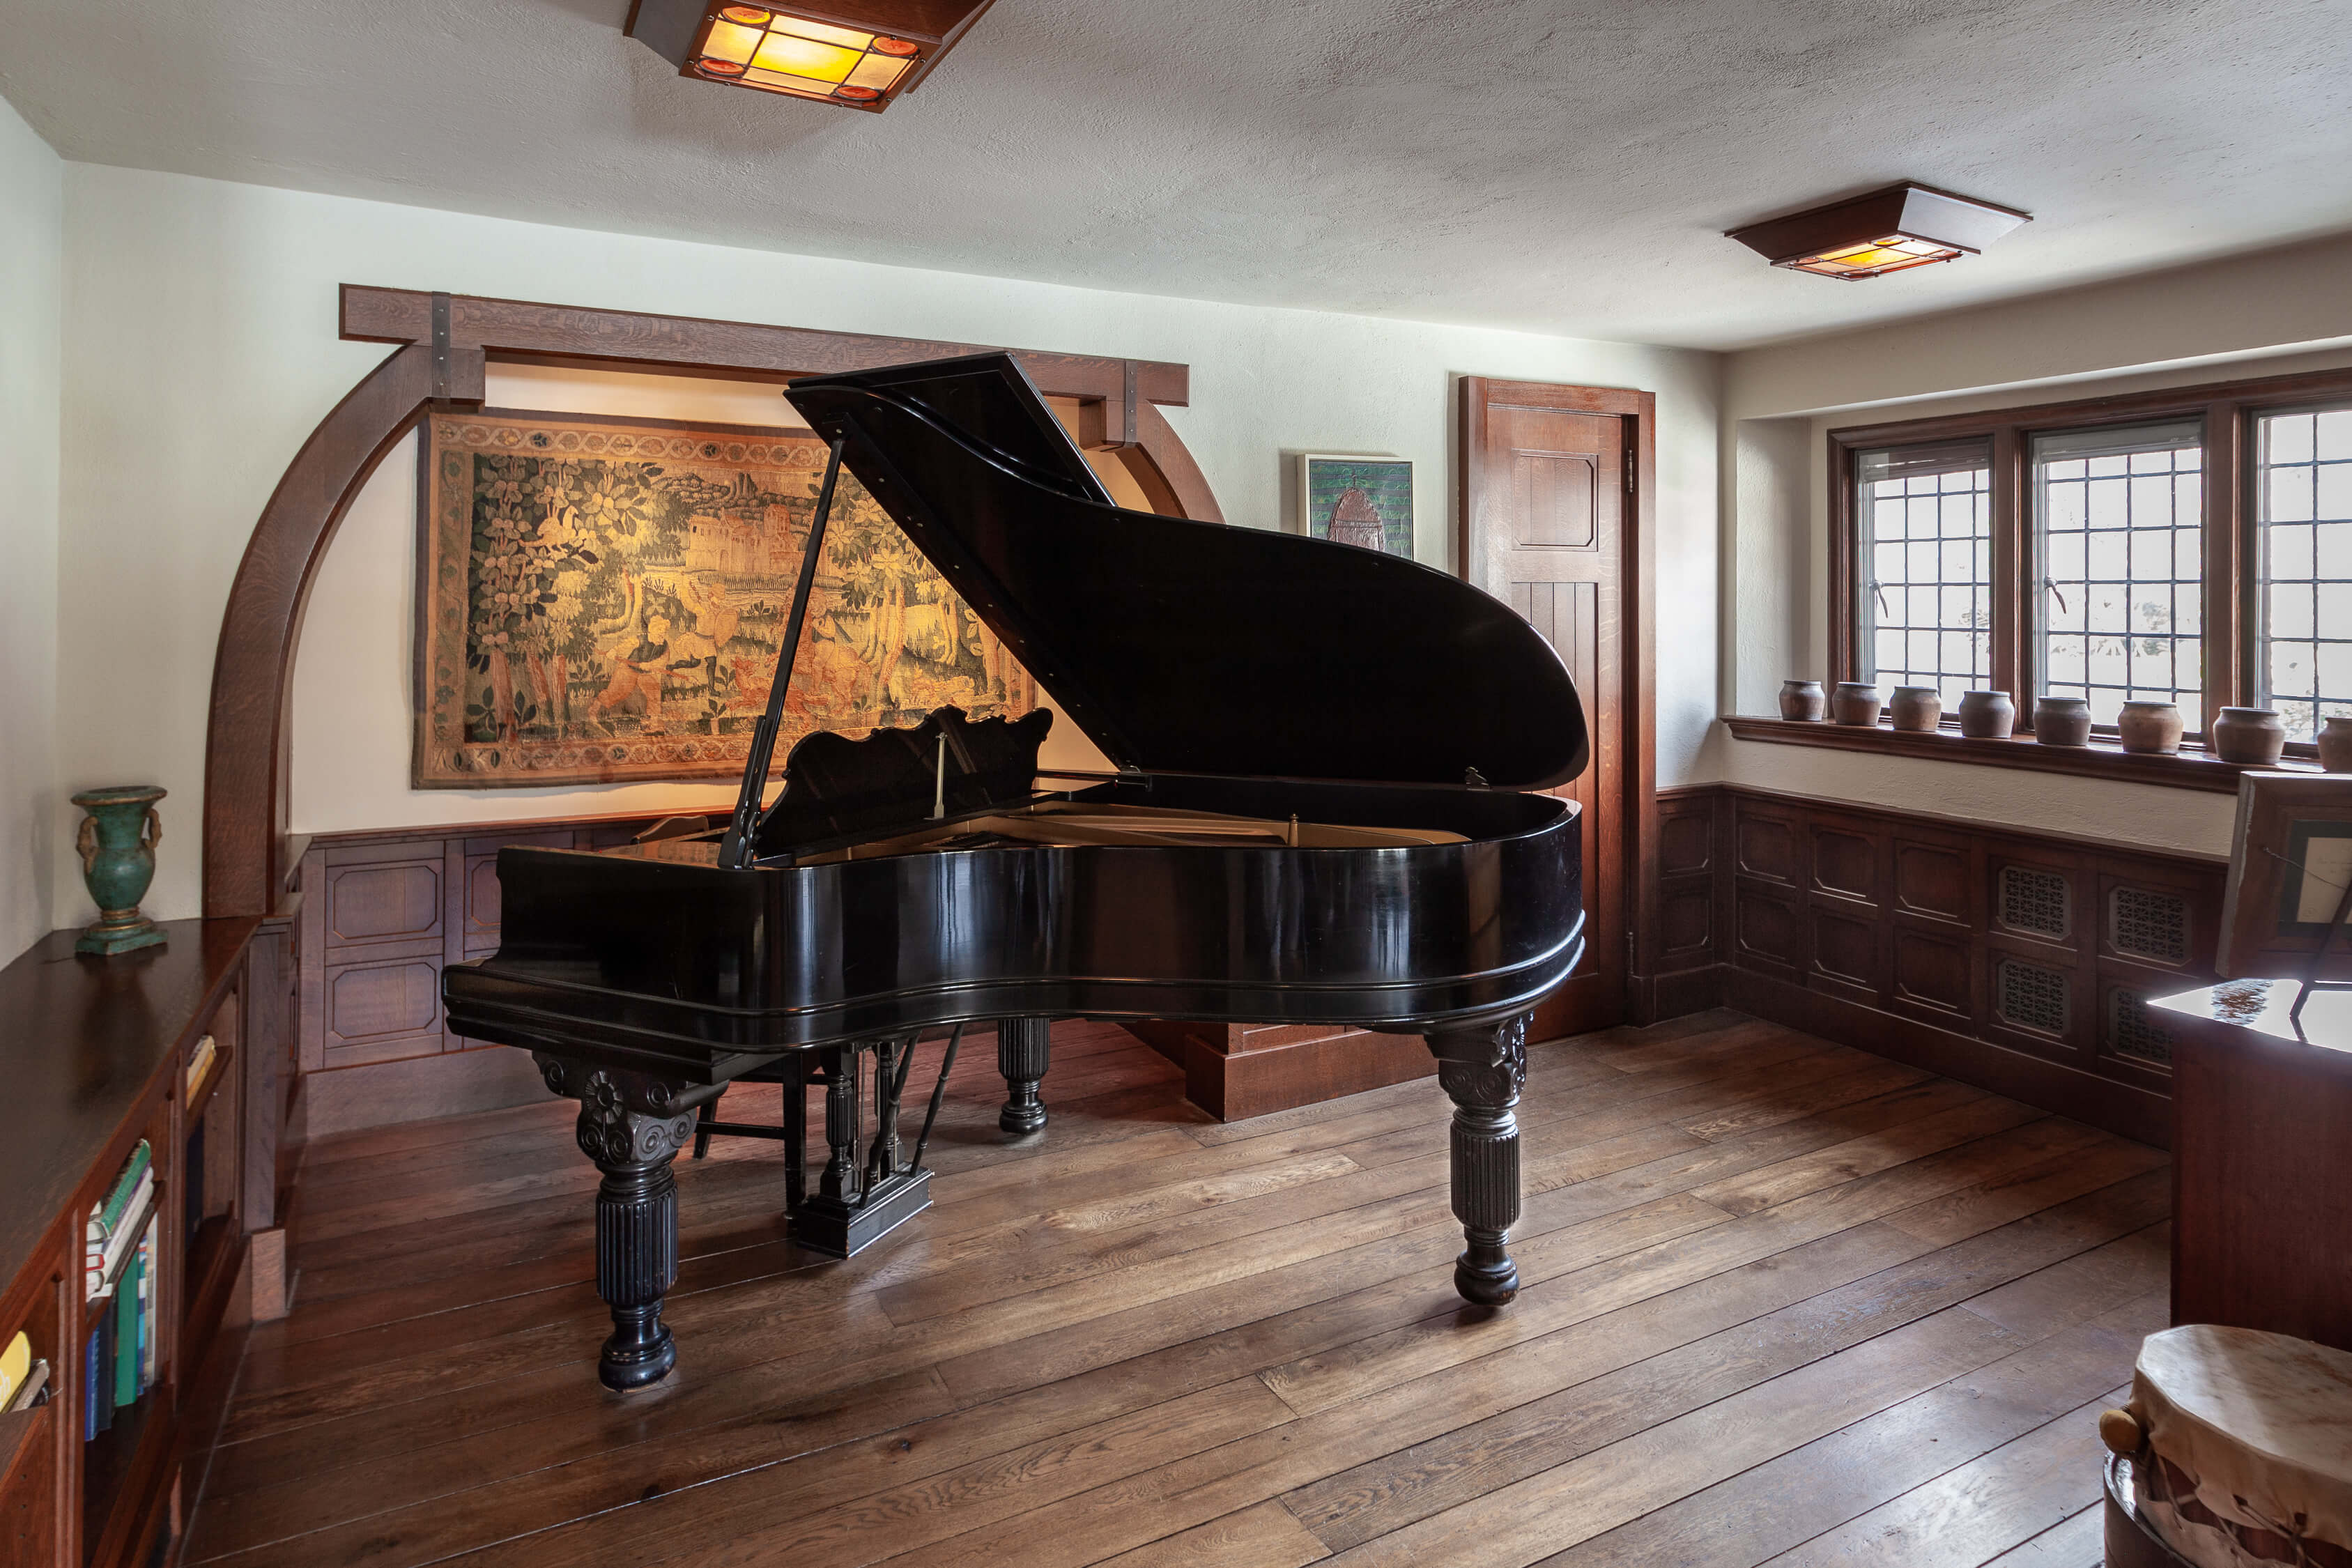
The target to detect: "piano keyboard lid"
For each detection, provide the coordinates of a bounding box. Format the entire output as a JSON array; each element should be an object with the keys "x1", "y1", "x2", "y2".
[{"x1": 781, "y1": 353, "x2": 1590, "y2": 794}]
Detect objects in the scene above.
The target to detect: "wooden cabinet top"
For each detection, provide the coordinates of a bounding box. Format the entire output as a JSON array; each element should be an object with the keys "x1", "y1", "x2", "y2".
[
  {"x1": 2153, "y1": 979, "x2": 2352, "y2": 1056},
  {"x1": 0, "y1": 918, "x2": 254, "y2": 1291}
]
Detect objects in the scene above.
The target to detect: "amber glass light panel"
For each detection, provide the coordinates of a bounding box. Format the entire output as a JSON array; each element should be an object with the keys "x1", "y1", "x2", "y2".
[
  {"x1": 1856, "y1": 439, "x2": 1993, "y2": 711},
  {"x1": 2030, "y1": 421, "x2": 2205, "y2": 730},
  {"x1": 1788, "y1": 236, "x2": 1962, "y2": 279},
  {"x1": 694, "y1": 7, "x2": 920, "y2": 103},
  {"x1": 2257, "y1": 406, "x2": 2352, "y2": 744}
]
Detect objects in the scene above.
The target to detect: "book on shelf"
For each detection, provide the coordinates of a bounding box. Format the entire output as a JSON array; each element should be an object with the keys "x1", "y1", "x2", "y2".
[
  {"x1": 86, "y1": 1140, "x2": 153, "y2": 1247},
  {"x1": 0, "y1": 1331, "x2": 26, "y2": 1406},
  {"x1": 8, "y1": 1358, "x2": 50, "y2": 1413},
  {"x1": 84, "y1": 1293, "x2": 112, "y2": 1440},
  {"x1": 85, "y1": 1169, "x2": 155, "y2": 1300},
  {"x1": 186, "y1": 1032, "x2": 217, "y2": 1096}
]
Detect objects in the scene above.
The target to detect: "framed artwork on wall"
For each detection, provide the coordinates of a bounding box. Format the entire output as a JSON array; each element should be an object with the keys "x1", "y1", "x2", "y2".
[
  {"x1": 1298, "y1": 454, "x2": 1413, "y2": 555},
  {"x1": 411, "y1": 408, "x2": 1038, "y2": 789},
  {"x1": 2216, "y1": 771, "x2": 2352, "y2": 983}
]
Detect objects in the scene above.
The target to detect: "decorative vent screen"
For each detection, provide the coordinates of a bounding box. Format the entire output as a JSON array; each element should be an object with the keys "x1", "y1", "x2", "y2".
[
  {"x1": 2110, "y1": 886, "x2": 2190, "y2": 967},
  {"x1": 1997, "y1": 865, "x2": 2071, "y2": 939},
  {"x1": 2108, "y1": 987, "x2": 2174, "y2": 1066},
  {"x1": 1995, "y1": 957, "x2": 2070, "y2": 1034}
]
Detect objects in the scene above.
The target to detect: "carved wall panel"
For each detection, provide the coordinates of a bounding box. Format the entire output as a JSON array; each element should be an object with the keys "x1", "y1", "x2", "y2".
[
  {"x1": 1811, "y1": 827, "x2": 1879, "y2": 904},
  {"x1": 1683, "y1": 782, "x2": 2226, "y2": 1144},
  {"x1": 1893, "y1": 840, "x2": 1971, "y2": 925}
]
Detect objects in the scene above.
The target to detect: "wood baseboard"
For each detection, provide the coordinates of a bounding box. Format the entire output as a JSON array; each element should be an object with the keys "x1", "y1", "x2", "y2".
[
  {"x1": 1718, "y1": 965, "x2": 2170, "y2": 1147},
  {"x1": 295, "y1": 1047, "x2": 552, "y2": 1139},
  {"x1": 1641, "y1": 966, "x2": 1727, "y2": 1022},
  {"x1": 1121, "y1": 1020, "x2": 1436, "y2": 1121}
]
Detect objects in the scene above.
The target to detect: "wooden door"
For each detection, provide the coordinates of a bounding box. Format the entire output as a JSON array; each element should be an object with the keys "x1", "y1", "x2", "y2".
[{"x1": 1460, "y1": 378, "x2": 1631, "y2": 1039}]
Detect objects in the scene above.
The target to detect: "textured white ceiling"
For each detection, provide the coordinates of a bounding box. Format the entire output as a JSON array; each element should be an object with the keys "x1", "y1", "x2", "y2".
[{"x1": 2, "y1": 0, "x2": 2347, "y2": 350}]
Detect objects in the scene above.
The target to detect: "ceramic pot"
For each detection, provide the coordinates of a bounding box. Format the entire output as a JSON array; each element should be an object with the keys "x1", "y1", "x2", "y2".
[
  {"x1": 1957, "y1": 690, "x2": 2016, "y2": 739},
  {"x1": 72, "y1": 785, "x2": 167, "y2": 956},
  {"x1": 1888, "y1": 686, "x2": 1942, "y2": 732},
  {"x1": 2212, "y1": 707, "x2": 2287, "y2": 765},
  {"x1": 2117, "y1": 701, "x2": 2185, "y2": 755},
  {"x1": 1778, "y1": 679, "x2": 1827, "y2": 721},
  {"x1": 1831, "y1": 682, "x2": 1882, "y2": 727},
  {"x1": 2319, "y1": 716, "x2": 2352, "y2": 774},
  {"x1": 2032, "y1": 696, "x2": 2093, "y2": 748}
]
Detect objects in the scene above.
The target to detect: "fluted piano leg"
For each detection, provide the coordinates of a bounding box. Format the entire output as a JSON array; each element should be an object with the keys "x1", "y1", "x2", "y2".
[
  {"x1": 997, "y1": 1016, "x2": 1052, "y2": 1135},
  {"x1": 1423, "y1": 1015, "x2": 1530, "y2": 1307},
  {"x1": 532, "y1": 1053, "x2": 721, "y2": 1390}
]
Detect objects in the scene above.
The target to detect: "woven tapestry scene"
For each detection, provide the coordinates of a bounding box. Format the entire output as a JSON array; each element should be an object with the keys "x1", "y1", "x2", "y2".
[{"x1": 413, "y1": 410, "x2": 1037, "y2": 787}]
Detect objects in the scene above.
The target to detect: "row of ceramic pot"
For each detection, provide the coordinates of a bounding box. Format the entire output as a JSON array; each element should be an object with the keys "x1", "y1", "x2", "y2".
[{"x1": 1777, "y1": 679, "x2": 2352, "y2": 768}]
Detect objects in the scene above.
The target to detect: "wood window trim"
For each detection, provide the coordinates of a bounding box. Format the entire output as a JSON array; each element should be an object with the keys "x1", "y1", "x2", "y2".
[
  {"x1": 1723, "y1": 714, "x2": 2330, "y2": 793},
  {"x1": 1822, "y1": 361, "x2": 2352, "y2": 769}
]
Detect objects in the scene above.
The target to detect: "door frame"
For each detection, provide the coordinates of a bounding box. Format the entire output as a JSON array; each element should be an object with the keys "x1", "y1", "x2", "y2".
[{"x1": 1456, "y1": 376, "x2": 1663, "y2": 1024}]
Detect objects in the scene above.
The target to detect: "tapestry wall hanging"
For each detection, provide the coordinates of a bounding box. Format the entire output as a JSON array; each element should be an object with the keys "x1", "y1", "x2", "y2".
[{"x1": 413, "y1": 408, "x2": 1037, "y2": 789}]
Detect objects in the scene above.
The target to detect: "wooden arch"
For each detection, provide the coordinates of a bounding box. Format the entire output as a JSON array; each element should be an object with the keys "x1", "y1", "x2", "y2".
[{"x1": 202, "y1": 286, "x2": 1224, "y2": 918}]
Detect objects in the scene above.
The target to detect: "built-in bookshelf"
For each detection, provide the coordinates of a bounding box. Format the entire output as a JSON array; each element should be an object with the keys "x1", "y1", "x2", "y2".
[{"x1": 0, "y1": 918, "x2": 268, "y2": 1568}]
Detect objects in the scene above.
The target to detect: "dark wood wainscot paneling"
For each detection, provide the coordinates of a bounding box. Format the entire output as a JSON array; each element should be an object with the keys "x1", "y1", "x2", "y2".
[
  {"x1": 295, "y1": 815, "x2": 670, "y2": 1135},
  {"x1": 1664, "y1": 785, "x2": 2222, "y2": 1146},
  {"x1": 1650, "y1": 788, "x2": 1728, "y2": 1015}
]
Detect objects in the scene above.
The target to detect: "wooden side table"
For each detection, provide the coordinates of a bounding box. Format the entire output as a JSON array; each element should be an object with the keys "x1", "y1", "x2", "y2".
[{"x1": 2152, "y1": 981, "x2": 2352, "y2": 1352}]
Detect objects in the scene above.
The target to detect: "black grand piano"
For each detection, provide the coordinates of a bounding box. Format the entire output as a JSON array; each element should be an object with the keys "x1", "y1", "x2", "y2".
[{"x1": 443, "y1": 353, "x2": 1588, "y2": 1390}]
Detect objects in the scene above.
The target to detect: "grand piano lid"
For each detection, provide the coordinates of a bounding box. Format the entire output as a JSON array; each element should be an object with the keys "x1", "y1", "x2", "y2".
[{"x1": 782, "y1": 353, "x2": 1589, "y2": 792}]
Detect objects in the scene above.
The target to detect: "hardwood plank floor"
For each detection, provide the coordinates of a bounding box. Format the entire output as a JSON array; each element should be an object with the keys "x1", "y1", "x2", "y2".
[{"x1": 180, "y1": 1011, "x2": 2162, "y2": 1568}]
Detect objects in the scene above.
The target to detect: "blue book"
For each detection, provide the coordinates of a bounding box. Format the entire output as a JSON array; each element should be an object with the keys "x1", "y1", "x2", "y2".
[{"x1": 82, "y1": 1328, "x2": 98, "y2": 1441}]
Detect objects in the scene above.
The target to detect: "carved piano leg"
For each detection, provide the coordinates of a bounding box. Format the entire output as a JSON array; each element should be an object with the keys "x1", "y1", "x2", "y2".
[
  {"x1": 1423, "y1": 1016, "x2": 1529, "y2": 1307},
  {"x1": 997, "y1": 1015, "x2": 1052, "y2": 1135},
  {"x1": 532, "y1": 1054, "x2": 721, "y2": 1391}
]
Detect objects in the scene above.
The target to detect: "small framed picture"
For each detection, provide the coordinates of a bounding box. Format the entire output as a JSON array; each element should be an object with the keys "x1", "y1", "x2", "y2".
[
  {"x1": 1298, "y1": 454, "x2": 1413, "y2": 556},
  {"x1": 2217, "y1": 772, "x2": 2352, "y2": 979}
]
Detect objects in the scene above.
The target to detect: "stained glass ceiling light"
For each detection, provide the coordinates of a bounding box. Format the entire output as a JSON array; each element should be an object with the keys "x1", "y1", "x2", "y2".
[
  {"x1": 1725, "y1": 183, "x2": 2032, "y2": 280},
  {"x1": 625, "y1": 0, "x2": 997, "y2": 112}
]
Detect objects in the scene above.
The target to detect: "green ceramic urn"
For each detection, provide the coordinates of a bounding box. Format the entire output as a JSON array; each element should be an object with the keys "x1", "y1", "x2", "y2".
[{"x1": 72, "y1": 785, "x2": 167, "y2": 955}]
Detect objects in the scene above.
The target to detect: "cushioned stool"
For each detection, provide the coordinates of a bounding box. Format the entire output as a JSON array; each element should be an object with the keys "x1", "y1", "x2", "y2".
[{"x1": 2103, "y1": 1325, "x2": 2352, "y2": 1568}]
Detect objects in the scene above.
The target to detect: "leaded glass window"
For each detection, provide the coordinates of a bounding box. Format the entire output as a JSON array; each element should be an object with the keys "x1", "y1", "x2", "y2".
[
  {"x1": 2030, "y1": 420, "x2": 2204, "y2": 730},
  {"x1": 2257, "y1": 406, "x2": 2352, "y2": 745},
  {"x1": 1856, "y1": 439, "x2": 1992, "y2": 711}
]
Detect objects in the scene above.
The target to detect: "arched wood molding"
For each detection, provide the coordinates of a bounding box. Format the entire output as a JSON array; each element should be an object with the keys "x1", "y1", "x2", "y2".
[{"x1": 203, "y1": 286, "x2": 1224, "y2": 918}]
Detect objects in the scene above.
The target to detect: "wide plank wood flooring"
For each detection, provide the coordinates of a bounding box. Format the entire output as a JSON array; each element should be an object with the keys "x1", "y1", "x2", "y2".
[{"x1": 180, "y1": 1010, "x2": 2165, "y2": 1567}]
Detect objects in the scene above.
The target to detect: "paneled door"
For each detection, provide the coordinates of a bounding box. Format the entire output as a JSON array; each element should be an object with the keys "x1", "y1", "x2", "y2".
[{"x1": 1459, "y1": 376, "x2": 1638, "y2": 1039}]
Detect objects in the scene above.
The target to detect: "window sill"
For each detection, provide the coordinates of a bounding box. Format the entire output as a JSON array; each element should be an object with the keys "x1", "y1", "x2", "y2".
[{"x1": 1721, "y1": 715, "x2": 2328, "y2": 794}]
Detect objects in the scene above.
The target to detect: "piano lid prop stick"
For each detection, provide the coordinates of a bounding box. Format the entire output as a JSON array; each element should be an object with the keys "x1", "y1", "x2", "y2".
[
  {"x1": 931, "y1": 734, "x2": 948, "y2": 820},
  {"x1": 910, "y1": 1023, "x2": 965, "y2": 1174},
  {"x1": 718, "y1": 433, "x2": 847, "y2": 868}
]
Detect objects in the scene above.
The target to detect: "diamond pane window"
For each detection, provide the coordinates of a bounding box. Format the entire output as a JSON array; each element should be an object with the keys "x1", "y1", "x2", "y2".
[
  {"x1": 2030, "y1": 420, "x2": 2204, "y2": 729},
  {"x1": 1855, "y1": 438, "x2": 1992, "y2": 710},
  {"x1": 2257, "y1": 406, "x2": 2352, "y2": 745}
]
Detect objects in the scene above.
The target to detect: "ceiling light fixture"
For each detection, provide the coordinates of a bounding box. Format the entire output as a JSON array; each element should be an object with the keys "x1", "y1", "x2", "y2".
[
  {"x1": 624, "y1": 0, "x2": 997, "y2": 112},
  {"x1": 1726, "y1": 183, "x2": 2031, "y2": 280}
]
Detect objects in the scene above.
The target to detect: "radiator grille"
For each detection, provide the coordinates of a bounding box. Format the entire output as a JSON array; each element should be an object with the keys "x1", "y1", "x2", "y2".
[
  {"x1": 1997, "y1": 866, "x2": 2071, "y2": 940},
  {"x1": 2107, "y1": 987, "x2": 2175, "y2": 1066},
  {"x1": 1994, "y1": 957, "x2": 2070, "y2": 1035},
  {"x1": 2110, "y1": 886, "x2": 2190, "y2": 967}
]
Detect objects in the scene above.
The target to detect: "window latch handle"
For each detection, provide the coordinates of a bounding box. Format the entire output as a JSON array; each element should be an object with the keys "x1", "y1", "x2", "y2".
[
  {"x1": 2043, "y1": 577, "x2": 2069, "y2": 615},
  {"x1": 1870, "y1": 580, "x2": 1892, "y2": 618}
]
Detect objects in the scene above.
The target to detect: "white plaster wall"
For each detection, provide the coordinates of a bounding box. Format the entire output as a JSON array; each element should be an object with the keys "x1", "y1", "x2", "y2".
[
  {"x1": 59, "y1": 163, "x2": 1720, "y2": 923},
  {"x1": 1713, "y1": 240, "x2": 2352, "y2": 854},
  {"x1": 0, "y1": 97, "x2": 61, "y2": 962}
]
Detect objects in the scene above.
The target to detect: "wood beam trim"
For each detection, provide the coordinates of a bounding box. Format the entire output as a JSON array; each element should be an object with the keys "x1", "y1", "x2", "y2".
[
  {"x1": 337, "y1": 285, "x2": 1190, "y2": 407},
  {"x1": 205, "y1": 344, "x2": 481, "y2": 916}
]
